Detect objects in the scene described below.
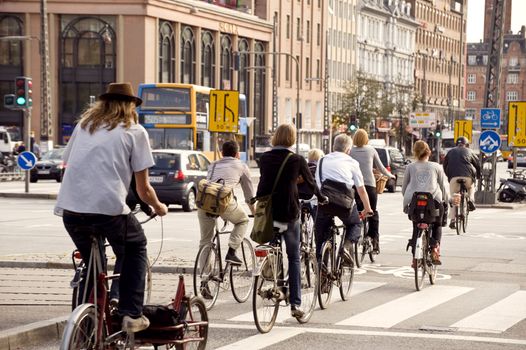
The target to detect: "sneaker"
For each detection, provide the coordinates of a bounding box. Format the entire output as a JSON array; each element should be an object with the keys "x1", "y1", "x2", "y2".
[
  {"x1": 290, "y1": 305, "x2": 305, "y2": 319},
  {"x1": 225, "y1": 248, "x2": 242, "y2": 265},
  {"x1": 200, "y1": 282, "x2": 213, "y2": 300},
  {"x1": 342, "y1": 239, "x2": 354, "y2": 265},
  {"x1": 449, "y1": 220, "x2": 456, "y2": 229},
  {"x1": 122, "y1": 315, "x2": 150, "y2": 333},
  {"x1": 468, "y1": 200, "x2": 476, "y2": 212},
  {"x1": 109, "y1": 298, "x2": 119, "y2": 309},
  {"x1": 431, "y1": 246, "x2": 442, "y2": 265}
]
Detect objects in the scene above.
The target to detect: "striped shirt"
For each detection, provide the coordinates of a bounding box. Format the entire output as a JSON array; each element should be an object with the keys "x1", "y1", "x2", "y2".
[{"x1": 207, "y1": 156, "x2": 255, "y2": 203}]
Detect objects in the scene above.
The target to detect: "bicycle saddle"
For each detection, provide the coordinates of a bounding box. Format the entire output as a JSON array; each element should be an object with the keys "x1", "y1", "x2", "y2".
[{"x1": 273, "y1": 221, "x2": 288, "y2": 233}]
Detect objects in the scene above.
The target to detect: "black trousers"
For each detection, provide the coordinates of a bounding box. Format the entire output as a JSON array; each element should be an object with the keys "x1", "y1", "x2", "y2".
[{"x1": 355, "y1": 185, "x2": 379, "y2": 240}]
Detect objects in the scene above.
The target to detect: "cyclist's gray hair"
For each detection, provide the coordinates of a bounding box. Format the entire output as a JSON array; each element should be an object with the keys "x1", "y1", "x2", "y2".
[{"x1": 333, "y1": 134, "x2": 353, "y2": 153}]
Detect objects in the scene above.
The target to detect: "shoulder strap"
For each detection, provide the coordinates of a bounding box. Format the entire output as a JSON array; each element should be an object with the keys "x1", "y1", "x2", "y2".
[
  {"x1": 209, "y1": 162, "x2": 217, "y2": 180},
  {"x1": 318, "y1": 157, "x2": 324, "y2": 183},
  {"x1": 271, "y1": 152, "x2": 293, "y2": 193}
]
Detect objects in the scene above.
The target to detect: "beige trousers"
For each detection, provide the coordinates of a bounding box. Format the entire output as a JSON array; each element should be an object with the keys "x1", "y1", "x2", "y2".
[{"x1": 449, "y1": 176, "x2": 474, "y2": 219}]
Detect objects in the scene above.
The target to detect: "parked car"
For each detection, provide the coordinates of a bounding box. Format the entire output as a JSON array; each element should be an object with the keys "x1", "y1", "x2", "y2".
[
  {"x1": 30, "y1": 147, "x2": 66, "y2": 183},
  {"x1": 126, "y1": 149, "x2": 210, "y2": 212},
  {"x1": 507, "y1": 148, "x2": 526, "y2": 168},
  {"x1": 373, "y1": 146, "x2": 410, "y2": 192}
]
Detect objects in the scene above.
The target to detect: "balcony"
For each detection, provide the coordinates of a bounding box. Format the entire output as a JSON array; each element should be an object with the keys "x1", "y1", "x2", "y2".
[
  {"x1": 508, "y1": 64, "x2": 521, "y2": 72},
  {"x1": 201, "y1": 0, "x2": 252, "y2": 13}
]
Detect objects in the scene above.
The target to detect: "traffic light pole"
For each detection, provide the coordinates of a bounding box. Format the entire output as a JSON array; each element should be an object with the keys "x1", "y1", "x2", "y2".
[{"x1": 24, "y1": 108, "x2": 32, "y2": 193}]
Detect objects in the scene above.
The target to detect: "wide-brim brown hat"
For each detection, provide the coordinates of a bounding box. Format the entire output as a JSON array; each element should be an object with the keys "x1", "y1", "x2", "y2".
[{"x1": 99, "y1": 82, "x2": 143, "y2": 106}]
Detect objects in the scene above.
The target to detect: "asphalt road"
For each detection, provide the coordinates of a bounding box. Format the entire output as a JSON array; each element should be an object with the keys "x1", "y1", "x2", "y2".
[{"x1": 0, "y1": 161, "x2": 525, "y2": 349}]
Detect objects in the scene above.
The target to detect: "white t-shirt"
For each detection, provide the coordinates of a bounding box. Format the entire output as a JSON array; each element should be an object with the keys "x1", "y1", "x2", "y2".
[
  {"x1": 315, "y1": 151, "x2": 364, "y2": 190},
  {"x1": 54, "y1": 123, "x2": 154, "y2": 216}
]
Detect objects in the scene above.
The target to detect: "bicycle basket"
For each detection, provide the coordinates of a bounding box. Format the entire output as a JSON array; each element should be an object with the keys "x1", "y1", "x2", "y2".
[{"x1": 407, "y1": 192, "x2": 440, "y2": 224}]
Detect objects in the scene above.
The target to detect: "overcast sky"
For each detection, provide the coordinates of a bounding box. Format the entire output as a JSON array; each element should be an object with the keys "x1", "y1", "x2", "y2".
[{"x1": 466, "y1": 0, "x2": 525, "y2": 42}]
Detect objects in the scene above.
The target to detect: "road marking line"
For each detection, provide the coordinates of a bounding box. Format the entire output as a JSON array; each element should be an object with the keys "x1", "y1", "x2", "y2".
[
  {"x1": 451, "y1": 290, "x2": 526, "y2": 333},
  {"x1": 336, "y1": 285, "x2": 472, "y2": 327},
  {"x1": 214, "y1": 326, "x2": 305, "y2": 349},
  {"x1": 228, "y1": 282, "x2": 385, "y2": 323},
  {"x1": 211, "y1": 323, "x2": 526, "y2": 346}
]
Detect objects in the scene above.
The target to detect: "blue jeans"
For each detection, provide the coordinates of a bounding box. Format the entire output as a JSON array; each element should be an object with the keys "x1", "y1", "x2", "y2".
[
  {"x1": 281, "y1": 219, "x2": 301, "y2": 307},
  {"x1": 63, "y1": 211, "x2": 147, "y2": 317},
  {"x1": 314, "y1": 204, "x2": 362, "y2": 260}
]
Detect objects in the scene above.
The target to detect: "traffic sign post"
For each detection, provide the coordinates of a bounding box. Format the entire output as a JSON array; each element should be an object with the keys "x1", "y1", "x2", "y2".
[
  {"x1": 454, "y1": 120, "x2": 473, "y2": 143},
  {"x1": 480, "y1": 108, "x2": 501, "y2": 129}
]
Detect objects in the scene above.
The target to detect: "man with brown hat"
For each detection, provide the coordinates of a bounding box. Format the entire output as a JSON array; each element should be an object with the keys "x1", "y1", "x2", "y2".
[{"x1": 55, "y1": 82, "x2": 168, "y2": 333}]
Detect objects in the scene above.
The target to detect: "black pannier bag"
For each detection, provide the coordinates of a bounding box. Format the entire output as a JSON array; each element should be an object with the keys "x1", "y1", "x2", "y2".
[
  {"x1": 317, "y1": 157, "x2": 354, "y2": 216},
  {"x1": 406, "y1": 192, "x2": 441, "y2": 224}
]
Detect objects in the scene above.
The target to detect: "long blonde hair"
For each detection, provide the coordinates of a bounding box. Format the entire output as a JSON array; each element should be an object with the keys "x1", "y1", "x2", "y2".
[{"x1": 79, "y1": 100, "x2": 138, "y2": 134}]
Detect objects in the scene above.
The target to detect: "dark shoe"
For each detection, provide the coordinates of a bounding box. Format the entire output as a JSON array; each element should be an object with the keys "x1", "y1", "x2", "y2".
[
  {"x1": 372, "y1": 238, "x2": 380, "y2": 254},
  {"x1": 449, "y1": 220, "x2": 456, "y2": 229},
  {"x1": 431, "y1": 246, "x2": 442, "y2": 265},
  {"x1": 122, "y1": 315, "x2": 150, "y2": 333},
  {"x1": 200, "y1": 282, "x2": 213, "y2": 300},
  {"x1": 225, "y1": 247, "x2": 242, "y2": 265},
  {"x1": 342, "y1": 239, "x2": 354, "y2": 265},
  {"x1": 291, "y1": 305, "x2": 305, "y2": 319},
  {"x1": 468, "y1": 200, "x2": 476, "y2": 212}
]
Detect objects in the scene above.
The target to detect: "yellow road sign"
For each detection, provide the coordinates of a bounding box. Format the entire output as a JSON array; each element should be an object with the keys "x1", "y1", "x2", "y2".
[
  {"x1": 209, "y1": 90, "x2": 239, "y2": 132},
  {"x1": 454, "y1": 120, "x2": 473, "y2": 143},
  {"x1": 508, "y1": 102, "x2": 526, "y2": 147}
]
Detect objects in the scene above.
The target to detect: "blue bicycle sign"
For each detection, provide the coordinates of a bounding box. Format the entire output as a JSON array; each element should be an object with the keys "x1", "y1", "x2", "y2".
[{"x1": 480, "y1": 108, "x2": 501, "y2": 128}]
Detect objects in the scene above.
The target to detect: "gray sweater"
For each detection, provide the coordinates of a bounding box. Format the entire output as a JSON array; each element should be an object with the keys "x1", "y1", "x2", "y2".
[
  {"x1": 351, "y1": 145, "x2": 392, "y2": 187},
  {"x1": 401, "y1": 160, "x2": 450, "y2": 208}
]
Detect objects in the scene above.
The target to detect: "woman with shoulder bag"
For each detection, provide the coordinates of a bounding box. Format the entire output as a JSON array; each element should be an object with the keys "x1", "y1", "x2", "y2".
[
  {"x1": 350, "y1": 129, "x2": 395, "y2": 254},
  {"x1": 256, "y1": 124, "x2": 324, "y2": 319}
]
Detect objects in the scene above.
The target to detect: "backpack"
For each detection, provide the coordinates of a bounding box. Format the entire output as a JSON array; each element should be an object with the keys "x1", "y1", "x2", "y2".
[
  {"x1": 196, "y1": 163, "x2": 234, "y2": 216},
  {"x1": 250, "y1": 153, "x2": 292, "y2": 244}
]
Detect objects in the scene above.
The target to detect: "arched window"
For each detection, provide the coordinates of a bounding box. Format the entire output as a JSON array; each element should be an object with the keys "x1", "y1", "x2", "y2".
[
  {"x1": 220, "y1": 34, "x2": 233, "y2": 89},
  {"x1": 0, "y1": 15, "x2": 24, "y2": 126},
  {"x1": 237, "y1": 38, "x2": 250, "y2": 98},
  {"x1": 180, "y1": 26, "x2": 195, "y2": 84},
  {"x1": 201, "y1": 31, "x2": 215, "y2": 87},
  {"x1": 254, "y1": 41, "x2": 266, "y2": 135},
  {"x1": 159, "y1": 21, "x2": 175, "y2": 82},
  {"x1": 60, "y1": 16, "x2": 116, "y2": 143}
]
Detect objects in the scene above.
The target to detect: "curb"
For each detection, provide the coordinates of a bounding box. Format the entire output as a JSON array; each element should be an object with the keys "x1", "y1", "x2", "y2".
[
  {"x1": 0, "y1": 192, "x2": 57, "y2": 200},
  {"x1": 0, "y1": 316, "x2": 67, "y2": 350}
]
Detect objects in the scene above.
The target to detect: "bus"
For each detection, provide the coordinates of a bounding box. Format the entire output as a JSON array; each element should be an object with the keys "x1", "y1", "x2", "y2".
[{"x1": 137, "y1": 83, "x2": 249, "y2": 161}]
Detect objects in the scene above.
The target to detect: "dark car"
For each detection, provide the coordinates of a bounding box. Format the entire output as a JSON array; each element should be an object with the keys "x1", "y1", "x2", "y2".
[
  {"x1": 507, "y1": 149, "x2": 526, "y2": 168},
  {"x1": 373, "y1": 146, "x2": 410, "y2": 192},
  {"x1": 30, "y1": 147, "x2": 66, "y2": 183},
  {"x1": 127, "y1": 149, "x2": 210, "y2": 212}
]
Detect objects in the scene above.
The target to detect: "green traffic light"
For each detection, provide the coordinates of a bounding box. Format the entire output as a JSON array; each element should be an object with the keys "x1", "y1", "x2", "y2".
[
  {"x1": 16, "y1": 96, "x2": 26, "y2": 105},
  {"x1": 435, "y1": 132, "x2": 441, "y2": 138},
  {"x1": 349, "y1": 125, "x2": 357, "y2": 131}
]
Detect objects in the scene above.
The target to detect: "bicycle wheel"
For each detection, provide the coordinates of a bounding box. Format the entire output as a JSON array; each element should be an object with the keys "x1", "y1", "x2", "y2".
[
  {"x1": 193, "y1": 243, "x2": 220, "y2": 310},
  {"x1": 456, "y1": 198, "x2": 463, "y2": 235},
  {"x1": 252, "y1": 258, "x2": 280, "y2": 333},
  {"x1": 428, "y1": 257, "x2": 438, "y2": 285},
  {"x1": 318, "y1": 241, "x2": 334, "y2": 309},
  {"x1": 60, "y1": 304, "x2": 97, "y2": 350},
  {"x1": 298, "y1": 251, "x2": 318, "y2": 324},
  {"x1": 462, "y1": 196, "x2": 469, "y2": 233},
  {"x1": 414, "y1": 232, "x2": 426, "y2": 291},
  {"x1": 339, "y1": 254, "x2": 354, "y2": 301},
  {"x1": 175, "y1": 296, "x2": 209, "y2": 350},
  {"x1": 230, "y1": 238, "x2": 255, "y2": 303},
  {"x1": 70, "y1": 262, "x2": 85, "y2": 310}
]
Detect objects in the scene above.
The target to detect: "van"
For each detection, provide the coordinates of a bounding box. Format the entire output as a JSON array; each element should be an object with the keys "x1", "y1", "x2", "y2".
[{"x1": 373, "y1": 146, "x2": 410, "y2": 192}]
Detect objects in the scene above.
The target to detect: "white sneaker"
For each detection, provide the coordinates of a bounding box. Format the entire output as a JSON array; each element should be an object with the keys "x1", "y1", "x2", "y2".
[{"x1": 122, "y1": 315, "x2": 150, "y2": 333}]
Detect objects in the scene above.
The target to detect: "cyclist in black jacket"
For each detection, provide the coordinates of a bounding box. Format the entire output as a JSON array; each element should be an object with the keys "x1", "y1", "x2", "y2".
[{"x1": 442, "y1": 137, "x2": 481, "y2": 229}]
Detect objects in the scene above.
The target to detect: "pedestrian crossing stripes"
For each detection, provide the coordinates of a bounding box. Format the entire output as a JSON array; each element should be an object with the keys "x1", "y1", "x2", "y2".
[{"x1": 451, "y1": 290, "x2": 526, "y2": 333}]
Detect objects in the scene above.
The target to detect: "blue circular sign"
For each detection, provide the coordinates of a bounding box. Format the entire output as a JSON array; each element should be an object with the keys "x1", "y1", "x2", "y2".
[
  {"x1": 479, "y1": 130, "x2": 501, "y2": 155},
  {"x1": 17, "y1": 151, "x2": 37, "y2": 170}
]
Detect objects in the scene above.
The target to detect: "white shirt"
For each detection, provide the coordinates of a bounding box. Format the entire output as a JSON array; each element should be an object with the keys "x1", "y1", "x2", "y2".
[
  {"x1": 54, "y1": 123, "x2": 154, "y2": 216},
  {"x1": 315, "y1": 151, "x2": 364, "y2": 189}
]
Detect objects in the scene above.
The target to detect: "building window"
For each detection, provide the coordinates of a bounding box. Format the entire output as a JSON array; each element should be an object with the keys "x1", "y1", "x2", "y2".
[
  {"x1": 60, "y1": 16, "x2": 116, "y2": 143},
  {"x1": 507, "y1": 73, "x2": 519, "y2": 84},
  {"x1": 297, "y1": 18, "x2": 301, "y2": 41},
  {"x1": 159, "y1": 21, "x2": 175, "y2": 83},
  {"x1": 467, "y1": 73, "x2": 476, "y2": 84},
  {"x1": 468, "y1": 55, "x2": 476, "y2": 65},
  {"x1": 180, "y1": 26, "x2": 196, "y2": 84},
  {"x1": 306, "y1": 20, "x2": 310, "y2": 43},
  {"x1": 506, "y1": 91, "x2": 518, "y2": 101},
  {"x1": 286, "y1": 15, "x2": 290, "y2": 39},
  {"x1": 237, "y1": 38, "x2": 250, "y2": 98},
  {"x1": 254, "y1": 41, "x2": 266, "y2": 135},
  {"x1": 317, "y1": 23, "x2": 321, "y2": 45},
  {"x1": 201, "y1": 30, "x2": 215, "y2": 87},
  {"x1": 509, "y1": 57, "x2": 518, "y2": 67},
  {"x1": 467, "y1": 91, "x2": 476, "y2": 101},
  {"x1": 285, "y1": 56, "x2": 290, "y2": 81},
  {"x1": 220, "y1": 34, "x2": 233, "y2": 89},
  {"x1": 305, "y1": 57, "x2": 310, "y2": 80}
]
